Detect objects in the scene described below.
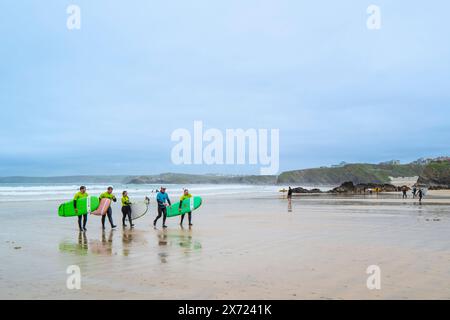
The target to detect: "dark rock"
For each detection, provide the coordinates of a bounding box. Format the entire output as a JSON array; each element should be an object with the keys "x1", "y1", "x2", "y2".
[
  {"x1": 329, "y1": 181, "x2": 399, "y2": 193},
  {"x1": 291, "y1": 187, "x2": 323, "y2": 194},
  {"x1": 329, "y1": 181, "x2": 356, "y2": 193}
]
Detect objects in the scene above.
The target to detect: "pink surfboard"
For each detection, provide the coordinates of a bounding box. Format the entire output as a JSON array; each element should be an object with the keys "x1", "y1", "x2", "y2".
[{"x1": 91, "y1": 198, "x2": 111, "y2": 216}]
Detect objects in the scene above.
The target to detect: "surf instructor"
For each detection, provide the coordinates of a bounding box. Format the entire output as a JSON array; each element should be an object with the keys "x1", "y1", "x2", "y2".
[
  {"x1": 74, "y1": 186, "x2": 88, "y2": 231},
  {"x1": 154, "y1": 186, "x2": 171, "y2": 228},
  {"x1": 100, "y1": 187, "x2": 117, "y2": 229}
]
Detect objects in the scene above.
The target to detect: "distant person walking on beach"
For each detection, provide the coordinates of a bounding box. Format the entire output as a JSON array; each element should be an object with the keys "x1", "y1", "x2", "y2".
[
  {"x1": 154, "y1": 187, "x2": 171, "y2": 228},
  {"x1": 121, "y1": 191, "x2": 134, "y2": 228},
  {"x1": 402, "y1": 186, "x2": 408, "y2": 199},
  {"x1": 412, "y1": 186, "x2": 417, "y2": 198},
  {"x1": 418, "y1": 188, "x2": 424, "y2": 203},
  {"x1": 287, "y1": 187, "x2": 293, "y2": 200},
  {"x1": 179, "y1": 189, "x2": 193, "y2": 227},
  {"x1": 100, "y1": 187, "x2": 117, "y2": 229},
  {"x1": 74, "y1": 186, "x2": 88, "y2": 231}
]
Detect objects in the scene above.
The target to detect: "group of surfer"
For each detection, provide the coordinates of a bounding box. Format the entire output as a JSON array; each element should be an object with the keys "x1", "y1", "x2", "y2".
[
  {"x1": 73, "y1": 186, "x2": 193, "y2": 232},
  {"x1": 401, "y1": 186, "x2": 425, "y2": 203}
]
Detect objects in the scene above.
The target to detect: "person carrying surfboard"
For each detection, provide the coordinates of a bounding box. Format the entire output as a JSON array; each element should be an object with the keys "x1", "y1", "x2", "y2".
[
  {"x1": 154, "y1": 186, "x2": 171, "y2": 228},
  {"x1": 179, "y1": 189, "x2": 193, "y2": 227},
  {"x1": 74, "y1": 186, "x2": 88, "y2": 231},
  {"x1": 121, "y1": 191, "x2": 134, "y2": 228},
  {"x1": 99, "y1": 187, "x2": 117, "y2": 229}
]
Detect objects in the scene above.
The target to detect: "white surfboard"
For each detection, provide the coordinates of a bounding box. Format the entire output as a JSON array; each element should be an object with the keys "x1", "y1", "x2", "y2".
[{"x1": 130, "y1": 197, "x2": 150, "y2": 220}]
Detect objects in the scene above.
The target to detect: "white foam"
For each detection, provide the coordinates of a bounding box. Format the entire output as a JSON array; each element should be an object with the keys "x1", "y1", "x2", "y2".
[{"x1": 0, "y1": 184, "x2": 282, "y2": 202}]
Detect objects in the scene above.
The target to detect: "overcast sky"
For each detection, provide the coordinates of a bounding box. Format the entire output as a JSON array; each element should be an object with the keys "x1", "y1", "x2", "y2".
[{"x1": 0, "y1": 1, "x2": 449, "y2": 176}]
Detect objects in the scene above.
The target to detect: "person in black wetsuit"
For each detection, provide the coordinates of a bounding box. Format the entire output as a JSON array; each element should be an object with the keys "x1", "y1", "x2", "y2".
[
  {"x1": 73, "y1": 186, "x2": 88, "y2": 231},
  {"x1": 121, "y1": 191, "x2": 134, "y2": 228},
  {"x1": 99, "y1": 187, "x2": 117, "y2": 229},
  {"x1": 179, "y1": 189, "x2": 193, "y2": 227},
  {"x1": 154, "y1": 187, "x2": 171, "y2": 228},
  {"x1": 418, "y1": 188, "x2": 424, "y2": 203},
  {"x1": 287, "y1": 187, "x2": 293, "y2": 200},
  {"x1": 402, "y1": 186, "x2": 408, "y2": 199}
]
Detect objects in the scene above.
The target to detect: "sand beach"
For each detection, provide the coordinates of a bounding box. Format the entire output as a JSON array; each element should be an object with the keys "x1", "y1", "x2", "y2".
[{"x1": 1, "y1": 186, "x2": 450, "y2": 299}]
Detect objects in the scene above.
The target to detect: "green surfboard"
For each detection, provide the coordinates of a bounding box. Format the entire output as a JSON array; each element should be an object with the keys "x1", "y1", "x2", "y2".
[
  {"x1": 166, "y1": 196, "x2": 202, "y2": 218},
  {"x1": 58, "y1": 196, "x2": 100, "y2": 217}
]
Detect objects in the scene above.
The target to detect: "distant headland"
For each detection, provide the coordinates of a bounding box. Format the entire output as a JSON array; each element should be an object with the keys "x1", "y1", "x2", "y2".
[{"x1": 0, "y1": 157, "x2": 448, "y2": 189}]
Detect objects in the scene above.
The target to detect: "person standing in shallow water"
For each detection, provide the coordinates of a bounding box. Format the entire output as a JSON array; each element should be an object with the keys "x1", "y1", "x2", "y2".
[
  {"x1": 74, "y1": 186, "x2": 88, "y2": 231},
  {"x1": 154, "y1": 187, "x2": 171, "y2": 228},
  {"x1": 99, "y1": 187, "x2": 117, "y2": 229}
]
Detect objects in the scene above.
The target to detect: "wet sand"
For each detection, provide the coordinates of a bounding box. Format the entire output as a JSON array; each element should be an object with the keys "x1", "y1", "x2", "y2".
[{"x1": 1, "y1": 191, "x2": 450, "y2": 299}]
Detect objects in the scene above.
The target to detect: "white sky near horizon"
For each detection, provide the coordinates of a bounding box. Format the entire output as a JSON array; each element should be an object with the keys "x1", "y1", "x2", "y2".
[{"x1": 0, "y1": 1, "x2": 449, "y2": 176}]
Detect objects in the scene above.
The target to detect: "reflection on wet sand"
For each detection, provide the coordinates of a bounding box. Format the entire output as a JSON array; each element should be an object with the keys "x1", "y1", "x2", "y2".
[
  {"x1": 156, "y1": 228, "x2": 202, "y2": 263},
  {"x1": 288, "y1": 199, "x2": 292, "y2": 212},
  {"x1": 58, "y1": 228, "x2": 150, "y2": 258},
  {"x1": 121, "y1": 228, "x2": 147, "y2": 256},
  {"x1": 59, "y1": 232, "x2": 88, "y2": 255},
  {"x1": 89, "y1": 230, "x2": 114, "y2": 256},
  {"x1": 122, "y1": 229, "x2": 133, "y2": 256}
]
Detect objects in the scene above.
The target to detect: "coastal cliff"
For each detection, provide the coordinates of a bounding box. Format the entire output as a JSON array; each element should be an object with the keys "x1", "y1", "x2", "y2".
[
  {"x1": 1, "y1": 158, "x2": 448, "y2": 188},
  {"x1": 277, "y1": 163, "x2": 424, "y2": 185},
  {"x1": 417, "y1": 160, "x2": 450, "y2": 189}
]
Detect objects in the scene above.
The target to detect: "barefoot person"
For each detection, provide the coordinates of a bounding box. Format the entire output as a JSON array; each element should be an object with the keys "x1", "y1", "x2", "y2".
[
  {"x1": 154, "y1": 186, "x2": 171, "y2": 228},
  {"x1": 121, "y1": 191, "x2": 134, "y2": 228},
  {"x1": 99, "y1": 187, "x2": 117, "y2": 229},
  {"x1": 74, "y1": 186, "x2": 88, "y2": 231},
  {"x1": 179, "y1": 189, "x2": 193, "y2": 227}
]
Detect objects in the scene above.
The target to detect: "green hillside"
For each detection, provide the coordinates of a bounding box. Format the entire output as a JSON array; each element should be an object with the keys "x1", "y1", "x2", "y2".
[
  {"x1": 277, "y1": 163, "x2": 424, "y2": 185},
  {"x1": 417, "y1": 161, "x2": 450, "y2": 188},
  {"x1": 127, "y1": 173, "x2": 277, "y2": 185},
  {"x1": 1, "y1": 159, "x2": 447, "y2": 187}
]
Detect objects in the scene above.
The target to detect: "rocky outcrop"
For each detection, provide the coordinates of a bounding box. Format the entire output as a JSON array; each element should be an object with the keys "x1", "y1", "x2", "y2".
[
  {"x1": 291, "y1": 187, "x2": 323, "y2": 194},
  {"x1": 417, "y1": 160, "x2": 450, "y2": 189},
  {"x1": 329, "y1": 181, "x2": 356, "y2": 193},
  {"x1": 329, "y1": 181, "x2": 399, "y2": 194}
]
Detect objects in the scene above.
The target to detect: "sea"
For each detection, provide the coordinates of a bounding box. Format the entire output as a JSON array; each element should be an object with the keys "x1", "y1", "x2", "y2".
[{"x1": 0, "y1": 183, "x2": 290, "y2": 203}]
